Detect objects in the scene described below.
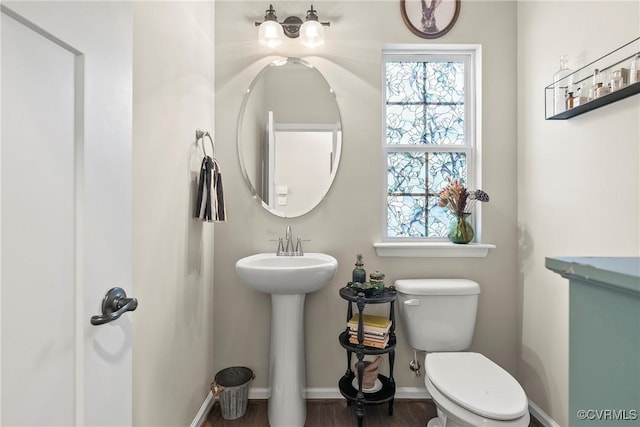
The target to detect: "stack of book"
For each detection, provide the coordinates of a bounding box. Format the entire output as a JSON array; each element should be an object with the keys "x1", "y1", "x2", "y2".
[{"x1": 347, "y1": 313, "x2": 391, "y2": 349}]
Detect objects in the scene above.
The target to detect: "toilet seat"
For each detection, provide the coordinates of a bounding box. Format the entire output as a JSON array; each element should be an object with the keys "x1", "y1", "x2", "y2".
[
  {"x1": 425, "y1": 373, "x2": 530, "y2": 427},
  {"x1": 425, "y1": 353, "x2": 528, "y2": 421}
]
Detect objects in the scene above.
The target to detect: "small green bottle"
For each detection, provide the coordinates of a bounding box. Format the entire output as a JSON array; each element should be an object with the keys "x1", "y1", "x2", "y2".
[{"x1": 352, "y1": 254, "x2": 366, "y2": 284}]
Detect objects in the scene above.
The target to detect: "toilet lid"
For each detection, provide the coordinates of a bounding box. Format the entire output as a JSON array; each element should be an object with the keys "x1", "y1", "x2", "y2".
[{"x1": 425, "y1": 352, "x2": 528, "y2": 420}]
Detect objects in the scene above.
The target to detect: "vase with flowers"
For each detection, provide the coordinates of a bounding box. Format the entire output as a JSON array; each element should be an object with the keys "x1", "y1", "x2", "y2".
[{"x1": 437, "y1": 178, "x2": 490, "y2": 244}]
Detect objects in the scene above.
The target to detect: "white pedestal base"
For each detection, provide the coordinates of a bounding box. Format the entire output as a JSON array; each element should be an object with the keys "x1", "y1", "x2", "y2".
[{"x1": 268, "y1": 294, "x2": 306, "y2": 427}]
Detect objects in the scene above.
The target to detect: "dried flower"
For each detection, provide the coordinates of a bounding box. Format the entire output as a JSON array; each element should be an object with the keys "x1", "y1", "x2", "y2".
[{"x1": 437, "y1": 177, "x2": 489, "y2": 216}]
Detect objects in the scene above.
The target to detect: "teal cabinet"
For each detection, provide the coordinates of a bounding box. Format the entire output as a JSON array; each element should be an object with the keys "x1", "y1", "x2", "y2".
[{"x1": 546, "y1": 257, "x2": 640, "y2": 426}]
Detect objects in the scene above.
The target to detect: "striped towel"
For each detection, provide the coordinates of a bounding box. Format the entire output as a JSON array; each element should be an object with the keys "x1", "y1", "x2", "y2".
[{"x1": 195, "y1": 156, "x2": 226, "y2": 222}]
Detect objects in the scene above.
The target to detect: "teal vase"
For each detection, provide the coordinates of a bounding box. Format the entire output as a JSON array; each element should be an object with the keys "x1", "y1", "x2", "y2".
[{"x1": 448, "y1": 213, "x2": 474, "y2": 244}]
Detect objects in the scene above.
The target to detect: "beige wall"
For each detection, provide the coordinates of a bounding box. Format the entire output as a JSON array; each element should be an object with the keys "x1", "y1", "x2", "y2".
[
  {"x1": 132, "y1": 2, "x2": 216, "y2": 425},
  {"x1": 517, "y1": 2, "x2": 640, "y2": 425},
  {"x1": 214, "y1": 0, "x2": 518, "y2": 393}
]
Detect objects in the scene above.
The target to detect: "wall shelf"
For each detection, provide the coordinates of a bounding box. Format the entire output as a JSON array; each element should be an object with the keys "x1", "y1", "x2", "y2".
[
  {"x1": 545, "y1": 37, "x2": 640, "y2": 120},
  {"x1": 546, "y1": 81, "x2": 640, "y2": 120}
]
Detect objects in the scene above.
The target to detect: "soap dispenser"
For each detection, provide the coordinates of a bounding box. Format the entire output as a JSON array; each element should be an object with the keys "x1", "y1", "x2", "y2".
[{"x1": 352, "y1": 254, "x2": 366, "y2": 284}]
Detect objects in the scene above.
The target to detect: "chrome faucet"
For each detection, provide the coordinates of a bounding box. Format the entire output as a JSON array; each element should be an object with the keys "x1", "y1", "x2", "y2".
[
  {"x1": 275, "y1": 226, "x2": 308, "y2": 256},
  {"x1": 284, "y1": 225, "x2": 294, "y2": 255}
]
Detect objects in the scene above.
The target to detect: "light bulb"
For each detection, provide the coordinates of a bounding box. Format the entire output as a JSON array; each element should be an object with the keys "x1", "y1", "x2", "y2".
[
  {"x1": 299, "y1": 20, "x2": 324, "y2": 48},
  {"x1": 258, "y1": 20, "x2": 284, "y2": 48}
]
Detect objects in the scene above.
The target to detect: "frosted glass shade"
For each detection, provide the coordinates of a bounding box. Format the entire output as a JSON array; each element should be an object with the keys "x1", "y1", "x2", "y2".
[
  {"x1": 299, "y1": 20, "x2": 324, "y2": 48},
  {"x1": 258, "y1": 20, "x2": 284, "y2": 48}
]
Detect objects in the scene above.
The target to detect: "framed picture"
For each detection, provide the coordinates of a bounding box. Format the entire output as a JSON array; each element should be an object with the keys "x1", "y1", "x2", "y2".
[{"x1": 400, "y1": 0, "x2": 461, "y2": 39}]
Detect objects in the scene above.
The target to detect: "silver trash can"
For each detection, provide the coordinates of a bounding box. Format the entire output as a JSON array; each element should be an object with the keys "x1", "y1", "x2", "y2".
[{"x1": 212, "y1": 366, "x2": 254, "y2": 420}]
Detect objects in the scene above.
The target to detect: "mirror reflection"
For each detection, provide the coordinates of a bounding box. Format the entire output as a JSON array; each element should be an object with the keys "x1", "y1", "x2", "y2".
[{"x1": 238, "y1": 57, "x2": 342, "y2": 218}]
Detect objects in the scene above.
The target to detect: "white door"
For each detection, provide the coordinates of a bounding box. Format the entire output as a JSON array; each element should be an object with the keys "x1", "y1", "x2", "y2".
[
  {"x1": 272, "y1": 130, "x2": 333, "y2": 215},
  {"x1": 1, "y1": 2, "x2": 132, "y2": 426}
]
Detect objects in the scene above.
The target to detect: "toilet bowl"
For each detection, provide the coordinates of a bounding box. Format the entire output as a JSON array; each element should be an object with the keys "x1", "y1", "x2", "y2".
[{"x1": 394, "y1": 279, "x2": 530, "y2": 427}]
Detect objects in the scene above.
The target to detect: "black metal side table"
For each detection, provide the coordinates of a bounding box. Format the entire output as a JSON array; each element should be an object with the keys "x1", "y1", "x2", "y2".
[{"x1": 338, "y1": 286, "x2": 397, "y2": 427}]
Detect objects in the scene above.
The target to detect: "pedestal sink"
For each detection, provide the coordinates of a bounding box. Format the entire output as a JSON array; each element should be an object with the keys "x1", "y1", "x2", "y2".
[{"x1": 236, "y1": 252, "x2": 338, "y2": 427}]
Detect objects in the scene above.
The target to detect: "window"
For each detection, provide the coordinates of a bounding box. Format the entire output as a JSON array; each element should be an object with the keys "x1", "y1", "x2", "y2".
[{"x1": 382, "y1": 45, "x2": 480, "y2": 240}]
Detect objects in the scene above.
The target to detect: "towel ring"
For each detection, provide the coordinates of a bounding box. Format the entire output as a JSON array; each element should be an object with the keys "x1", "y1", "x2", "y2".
[{"x1": 196, "y1": 129, "x2": 215, "y2": 158}]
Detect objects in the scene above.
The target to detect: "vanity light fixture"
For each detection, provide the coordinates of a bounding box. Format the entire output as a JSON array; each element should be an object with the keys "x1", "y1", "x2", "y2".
[{"x1": 255, "y1": 4, "x2": 330, "y2": 48}]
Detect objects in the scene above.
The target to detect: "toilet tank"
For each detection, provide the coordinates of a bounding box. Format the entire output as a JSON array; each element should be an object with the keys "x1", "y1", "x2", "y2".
[{"x1": 395, "y1": 279, "x2": 480, "y2": 352}]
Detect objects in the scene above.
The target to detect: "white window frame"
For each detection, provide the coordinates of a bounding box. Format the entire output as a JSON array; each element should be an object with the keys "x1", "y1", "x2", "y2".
[{"x1": 375, "y1": 44, "x2": 494, "y2": 257}]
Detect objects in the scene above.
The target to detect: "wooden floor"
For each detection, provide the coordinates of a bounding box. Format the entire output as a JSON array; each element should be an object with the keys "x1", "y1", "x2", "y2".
[{"x1": 205, "y1": 399, "x2": 545, "y2": 427}]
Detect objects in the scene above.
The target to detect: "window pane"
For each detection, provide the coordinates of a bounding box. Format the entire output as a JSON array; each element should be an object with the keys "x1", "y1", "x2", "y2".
[
  {"x1": 427, "y1": 152, "x2": 467, "y2": 193},
  {"x1": 386, "y1": 62, "x2": 425, "y2": 104},
  {"x1": 387, "y1": 152, "x2": 426, "y2": 194},
  {"x1": 386, "y1": 104, "x2": 424, "y2": 145},
  {"x1": 425, "y1": 62, "x2": 464, "y2": 104},
  {"x1": 387, "y1": 196, "x2": 426, "y2": 237},
  {"x1": 428, "y1": 195, "x2": 453, "y2": 238},
  {"x1": 424, "y1": 104, "x2": 464, "y2": 145}
]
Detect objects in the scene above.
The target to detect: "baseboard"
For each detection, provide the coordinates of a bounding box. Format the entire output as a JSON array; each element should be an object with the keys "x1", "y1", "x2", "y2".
[
  {"x1": 528, "y1": 400, "x2": 561, "y2": 427},
  {"x1": 305, "y1": 388, "x2": 341, "y2": 399},
  {"x1": 190, "y1": 391, "x2": 215, "y2": 427},
  {"x1": 248, "y1": 387, "x2": 270, "y2": 400},
  {"x1": 395, "y1": 387, "x2": 431, "y2": 399}
]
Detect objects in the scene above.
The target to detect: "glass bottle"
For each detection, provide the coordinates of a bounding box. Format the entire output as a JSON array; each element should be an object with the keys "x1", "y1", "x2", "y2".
[
  {"x1": 573, "y1": 85, "x2": 586, "y2": 107},
  {"x1": 352, "y1": 254, "x2": 366, "y2": 284},
  {"x1": 588, "y1": 69, "x2": 602, "y2": 101},
  {"x1": 553, "y1": 55, "x2": 573, "y2": 115},
  {"x1": 565, "y1": 91, "x2": 574, "y2": 110},
  {"x1": 610, "y1": 69, "x2": 625, "y2": 92},
  {"x1": 630, "y1": 54, "x2": 640, "y2": 85},
  {"x1": 596, "y1": 70, "x2": 609, "y2": 98}
]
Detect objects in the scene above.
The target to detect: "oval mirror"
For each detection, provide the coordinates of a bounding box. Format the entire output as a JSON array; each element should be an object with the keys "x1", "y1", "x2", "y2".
[{"x1": 238, "y1": 57, "x2": 342, "y2": 218}]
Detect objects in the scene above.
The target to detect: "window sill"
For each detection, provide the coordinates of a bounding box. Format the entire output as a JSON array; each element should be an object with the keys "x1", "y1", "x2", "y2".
[{"x1": 373, "y1": 241, "x2": 495, "y2": 258}]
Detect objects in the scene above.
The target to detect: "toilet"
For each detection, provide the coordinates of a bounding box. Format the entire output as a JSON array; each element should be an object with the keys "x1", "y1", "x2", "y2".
[{"x1": 395, "y1": 279, "x2": 529, "y2": 427}]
